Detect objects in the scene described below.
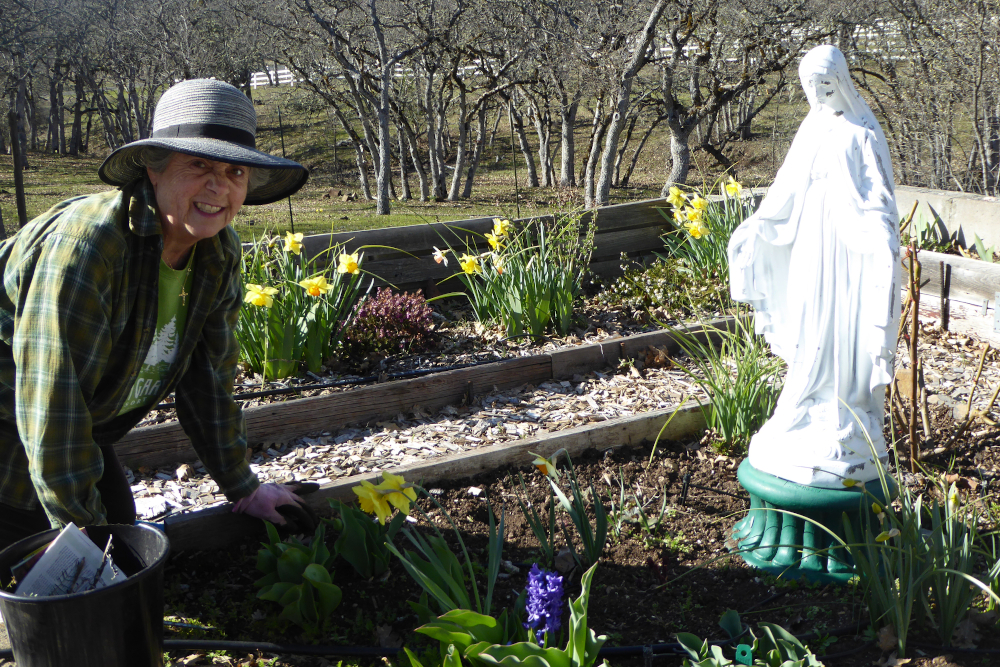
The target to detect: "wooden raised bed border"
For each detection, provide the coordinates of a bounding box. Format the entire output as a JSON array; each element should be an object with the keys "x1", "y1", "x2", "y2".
[{"x1": 117, "y1": 318, "x2": 739, "y2": 469}]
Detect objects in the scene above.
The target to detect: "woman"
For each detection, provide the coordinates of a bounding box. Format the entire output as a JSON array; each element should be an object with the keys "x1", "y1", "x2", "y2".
[
  {"x1": 0, "y1": 79, "x2": 311, "y2": 550},
  {"x1": 728, "y1": 45, "x2": 900, "y2": 488}
]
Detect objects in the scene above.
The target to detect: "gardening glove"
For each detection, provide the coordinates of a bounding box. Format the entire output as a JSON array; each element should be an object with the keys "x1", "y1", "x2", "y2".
[{"x1": 232, "y1": 483, "x2": 316, "y2": 534}]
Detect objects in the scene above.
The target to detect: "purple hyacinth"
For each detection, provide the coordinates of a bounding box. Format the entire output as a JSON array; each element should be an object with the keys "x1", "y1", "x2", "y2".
[{"x1": 523, "y1": 564, "x2": 564, "y2": 646}]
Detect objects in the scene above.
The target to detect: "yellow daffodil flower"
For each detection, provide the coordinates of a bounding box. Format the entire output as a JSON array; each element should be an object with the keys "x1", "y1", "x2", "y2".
[
  {"x1": 492, "y1": 217, "x2": 511, "y2": 237},
  {"x1": 947, "y1": 488, "x2": 960, "y2": 515},
  {"x1": 485, "y1": 231, "x2": 504, "y2": 251},
  {"x1": 685, "y1": 220, "x2": 710, "y2": 239},
  {"x1": 842, "y1": 479, "x2": 863, "y2": 488},
  {"x1": 875, "y1": 528, "x2": 900, "y2": 542},
  {"x1": 529, "y1": 450, "x2": 563, "y2": 479},
  {"x1": 284, "y1": 231, "x2": 304, "y2": 255},
  {"x1": 353, "y1": 480, "x2": 393, "y2": 524},
  {"x1": 338, "y1": 252, "x2": 360, "y2": 274},
  {"x1": 684, "y1": 207, "x2": 704, "y2": 223},
  {"x1": 374, "y1": 472, "x2": 418, "y2": 514},
  {"x1": 689, "y1": 194, "x2": 709, "y2": 211},
  {"x1": 299, "y1": 275, "x2": 331, "y2": 297},
  {"x1": 459, "y1": 253, "x2": 481, "y2": 274},
  {"x1": 725, "y1": 176, "x2": 743, "y2": 197},
  {"x1": 244, "y1": 284, "x2": 279, "y2": 308},
  {"x1": 433, "y1": 246, "x2": 449, "y2": 266},
  {"x1": 666, "y1": 186, "x2": 686, "y2": 209},
  {"x1": 673, "y1": 208, "x2": 687, "y2": 225},
  {"x1": 492, "y1": 254, "x2": 504, "y2": 275}
]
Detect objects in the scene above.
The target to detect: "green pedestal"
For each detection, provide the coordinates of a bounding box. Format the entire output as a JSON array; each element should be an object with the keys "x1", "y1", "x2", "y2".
[{"x1": 731, "y1": 460, "x2": 897, "y2": 584}]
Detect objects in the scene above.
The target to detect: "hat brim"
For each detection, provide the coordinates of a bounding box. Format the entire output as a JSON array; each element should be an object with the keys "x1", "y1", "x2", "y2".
[{"x1": 98, "y1": 138, "x2": 309, "y2": 205}]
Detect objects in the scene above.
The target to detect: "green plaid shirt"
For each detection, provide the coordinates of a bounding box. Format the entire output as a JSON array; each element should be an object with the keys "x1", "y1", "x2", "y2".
[{"x1": 0, "y1": 179, "x2": 258, "y2": 527}]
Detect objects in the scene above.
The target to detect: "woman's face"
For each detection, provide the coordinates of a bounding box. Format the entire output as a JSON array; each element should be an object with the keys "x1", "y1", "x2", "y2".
[{"x1": 147, "y1": 152, "x2": 249, "y2": 250}]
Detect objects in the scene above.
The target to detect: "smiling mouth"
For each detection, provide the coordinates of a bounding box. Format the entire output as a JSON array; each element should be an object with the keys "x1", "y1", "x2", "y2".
[{"x1": 194, "y1": 203, "x2": 223, "y2": 214}]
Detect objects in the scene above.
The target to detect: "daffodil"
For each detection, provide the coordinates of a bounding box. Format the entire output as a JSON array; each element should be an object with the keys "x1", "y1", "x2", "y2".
[
  {"x1": 493, "y1": 217, "x2": 511, "y2": 237},
  {"x1": 299, "y1": 275, "x2": 331, "y2": 297},
  {"x1": 685, "y1": 220, "x2": 710, "y2": 239},
  {"x1": 374, "y1": 472, "x2": 418, "y2": 513},
  {"x1": 492, "y1": 254, "x2": 504, "y2": 275},
  {"x1": 353, "y1": 480, "x2": 393, "y2": 524},
  {"x1": 485, "y1": 231, "x2": 504, "y2": 251},
  {"x1": 673, "y1": 208, "x2": 687, "y2": 225},
  {"x1": 842, "y1": 478, "x2": 863, "y2": 488},
  {"x1": 244, "y1": 284, "x2": 279, "y2": 307},
  {"x1": 725, "y1": 176, "x2": 743, "y2": 197},
  {"x1": 338, "y1": 252, "x2": 360, "y2": 274},
  {"x1": 684, "y1": 206, "x2": 704, "y2": 223},
  {"x1": 459, "y1": 253, "x2": 481, "y2": 274},
  {"x1": 529, "y1": 450, "x2": 563, "y2": 479},
  {"x1": 666, "y1": 186, "x2": 687, "y2": 209},
  {"x1": 433, "y1": 246, "x2": 449, "y2": 266},
  {"x1": 689, "y1": 194, "x2": 709, "y2": 211},
  {"x1": 284, "y1": 231, "x2": 304, "y2": 255},
  {"x1": 875, "y1": 528, "x2": 900, "y2": 542}
]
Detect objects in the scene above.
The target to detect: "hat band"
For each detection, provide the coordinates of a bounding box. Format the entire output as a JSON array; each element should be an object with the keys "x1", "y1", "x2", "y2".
[{"x1": 151, "y1": 123, "x2": 256, "y2": 149}]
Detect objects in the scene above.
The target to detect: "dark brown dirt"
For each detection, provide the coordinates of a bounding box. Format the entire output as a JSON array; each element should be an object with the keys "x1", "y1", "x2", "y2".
[{"x1": 158, "y1": 420, "x2": 1000, "y2": 667}]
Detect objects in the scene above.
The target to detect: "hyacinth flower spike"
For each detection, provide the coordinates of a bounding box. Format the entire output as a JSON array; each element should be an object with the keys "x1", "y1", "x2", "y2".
[{"x1": 523, "y1": 564, "x2": 564, "y2": 646}]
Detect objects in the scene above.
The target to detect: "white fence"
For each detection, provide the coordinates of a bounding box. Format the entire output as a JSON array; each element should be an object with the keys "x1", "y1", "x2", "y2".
[{"x1": 250, "y1": 68, "x2": 296, "y2": 88}]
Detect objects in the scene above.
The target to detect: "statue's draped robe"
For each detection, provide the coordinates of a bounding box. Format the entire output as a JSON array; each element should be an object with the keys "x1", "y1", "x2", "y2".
[{"x1": 729, "y1": 110, "x2": 900, "y2": 482}]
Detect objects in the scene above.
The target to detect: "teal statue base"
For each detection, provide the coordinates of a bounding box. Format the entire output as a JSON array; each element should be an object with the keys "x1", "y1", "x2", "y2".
[{"x1": 730, "y1": 459, "x2": 897, "y2": 584}]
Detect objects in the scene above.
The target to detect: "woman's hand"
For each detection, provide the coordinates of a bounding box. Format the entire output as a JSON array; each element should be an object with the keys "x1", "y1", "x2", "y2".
[{"x1": 232, "y1": 483, "x2": 306, "y2": 524}]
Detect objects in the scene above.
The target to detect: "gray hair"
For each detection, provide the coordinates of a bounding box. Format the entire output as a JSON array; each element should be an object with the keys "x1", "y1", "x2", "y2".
[{"x1": 139, "y1": 146, "x2": 270, "y2": 191}]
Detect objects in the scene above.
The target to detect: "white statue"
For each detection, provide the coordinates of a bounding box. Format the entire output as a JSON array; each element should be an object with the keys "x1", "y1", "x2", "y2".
[{"x1": 728, "y1": 45, "x2": 900, "y2": 488}]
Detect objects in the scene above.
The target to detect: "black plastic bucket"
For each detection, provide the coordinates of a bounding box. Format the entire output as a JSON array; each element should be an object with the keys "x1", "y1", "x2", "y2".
[{"x1": 0, "y1": 524, "x2": 170, "y2": 667}]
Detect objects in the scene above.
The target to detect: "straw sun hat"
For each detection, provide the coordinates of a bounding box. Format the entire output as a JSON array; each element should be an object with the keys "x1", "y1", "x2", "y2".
[{"x1": 98, "y1": 79, "x2": 308, "y2": 205}]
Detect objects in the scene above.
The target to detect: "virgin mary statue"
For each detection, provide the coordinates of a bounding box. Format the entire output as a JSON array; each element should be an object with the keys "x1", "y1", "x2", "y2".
[{"x1": 728, "y1": 45, "x2": 900, "y2": 488}]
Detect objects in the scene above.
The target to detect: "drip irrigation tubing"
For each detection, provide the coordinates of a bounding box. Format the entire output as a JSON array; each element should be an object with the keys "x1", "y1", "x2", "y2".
[{"x1": 153, "y1": 355, "x2": 507, "y2": 409}]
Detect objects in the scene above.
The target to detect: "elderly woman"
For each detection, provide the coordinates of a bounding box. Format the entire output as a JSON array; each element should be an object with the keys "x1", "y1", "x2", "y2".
[{"x1": 0, "y1": 79, "x2": 311, "y2": 550}]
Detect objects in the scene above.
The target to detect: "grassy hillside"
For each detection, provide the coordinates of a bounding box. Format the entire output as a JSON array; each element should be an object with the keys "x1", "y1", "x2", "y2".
[{"x1": 0, "y1": 84, "x2": 809, "y2": 240}]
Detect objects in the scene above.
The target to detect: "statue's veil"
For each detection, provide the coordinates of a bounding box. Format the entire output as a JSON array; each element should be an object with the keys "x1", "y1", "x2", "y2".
[{"x1": 797, "y1": 45, "x2": 895, "y2": 188}]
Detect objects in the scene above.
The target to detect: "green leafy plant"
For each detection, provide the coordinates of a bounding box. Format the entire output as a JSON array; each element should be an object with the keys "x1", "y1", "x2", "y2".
[
  {"x1": 596, "y1": 255, "x2": 729, "y2": 322},
  {"x1": 253, "y1": 522, "x2": 342, "y2": 633},
  {"x1": 677, "y1": 611, "x2": 821, "y2": 667},
  {"x1": 406, "y1": 563, "x2": 607, "y2": 667},
  {"x1": 327, "y1": 498, "x2": 406, "y2": 579},
  {"x1": 973, "y1": 233, "x2": 997, "y2": 263},
  {"x1": 387, "y1": 494, "x2": 505, "y2": 621},
  {"x1": 663, "y1": 318, "x2": 784, "y2": 455},
  {"x1": 606, "y1": 467, "x2": 670, "y2": 544},
  {"x1": 901, "y1": 210, "x2": 955, "y2": 253},
  {"x1": 532, "y1": 450, "x2": 607, "y2": 569},
  {"x1": 842, "y1": 463, "x2": 1000, "y2": 656},
  {"x1": 516, "y1": 472, "x2": 558, "y2": 568},
  {"x1": 658, "y1": 179, "x2": 758, "y2": 291},
  {"x1": 238, "y1": 232, "x2": 372, "y2": 379},
  {"x1": 437, "y1": 212, "x2": 595, "y2": 339}
]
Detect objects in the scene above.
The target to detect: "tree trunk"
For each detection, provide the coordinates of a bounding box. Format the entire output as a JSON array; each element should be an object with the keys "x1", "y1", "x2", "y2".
[
  {"x1": 559, "y1": 90, "x2": 580, "y2": 186},
  {"x1": 447, "y1": 86, "x2": 469, "y2": 201},
  {"x1": 621, "y1": 117, "x2": 661, "y2": 187},
  {"x1": 8, "y1": 111, "x2": 28, "y2": 228},
  {"x1": 14, "y1": 80, "x2": 30, "y2": 169},
  {"x1": 509, "y1": 101, "x2": 538, "y2": 187},
  {"x1": 397, "y1": 122, "x2": 411, "y2": 201},
  {"x1": 661, "y1": 126, "x2": 692, "y2": 193},
  {"x1": 584, "y1": 112, "x2": 611, "y2": 209},
  {"x1": 57, "y1": 75, "x2": 66, "y2": 154},
  {"x1": 462, "y1": 104, "x2": 488, "y2": 199},
  {"x1": 594, "y1": 0, "x2": 667, "y2": 207},
  {"x1": 0, "y1": 206, "x2": 6, "y2": 241}
]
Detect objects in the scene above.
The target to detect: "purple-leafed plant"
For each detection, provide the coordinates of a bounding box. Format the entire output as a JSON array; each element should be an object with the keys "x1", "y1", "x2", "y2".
[{"x1": 340, "y1": 288, "x2": 435, "y2": 363}]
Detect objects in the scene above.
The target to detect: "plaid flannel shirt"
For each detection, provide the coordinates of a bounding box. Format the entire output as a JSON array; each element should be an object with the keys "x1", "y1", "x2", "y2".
[{"x1": 0, "y1": 178, "x2": 258, "y2": 527}]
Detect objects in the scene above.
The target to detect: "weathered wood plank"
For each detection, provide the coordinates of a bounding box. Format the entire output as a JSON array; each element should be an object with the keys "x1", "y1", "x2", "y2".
[
  {"x1": 115, "y1": 355, "x2": 552, "y2": 468},
  {"x1": 907, "y1": 249, "x2": 1000, "y2": 305},
  {"x1": 163, "y1": 402, "x2": 708, "y2": 551}
]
